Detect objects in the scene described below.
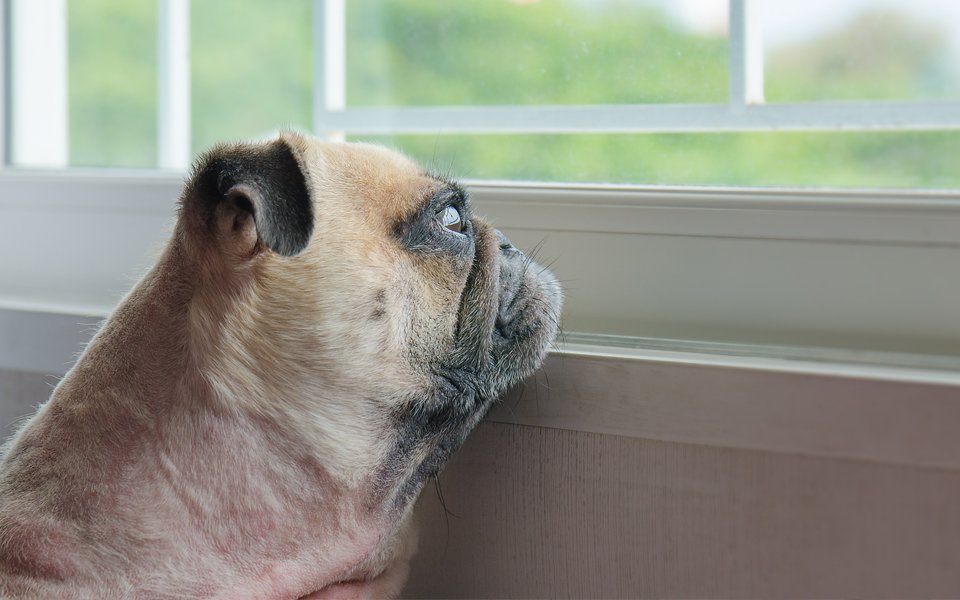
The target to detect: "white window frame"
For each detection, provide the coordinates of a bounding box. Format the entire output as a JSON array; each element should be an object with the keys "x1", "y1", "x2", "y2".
[
  {"x1": 311, "y1": 0, "x2": 960, "y2": 135},
  {"x1": 2, "y1": 0, "x2": 960, "y2": 381}
]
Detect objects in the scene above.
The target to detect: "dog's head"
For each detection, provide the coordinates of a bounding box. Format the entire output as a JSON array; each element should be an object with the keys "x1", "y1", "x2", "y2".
[{"x1": 178, "y1": 131, "x2": 561, "y2": 518}]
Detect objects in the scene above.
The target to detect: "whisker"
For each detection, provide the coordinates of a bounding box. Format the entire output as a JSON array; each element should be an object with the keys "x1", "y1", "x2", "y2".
[
  {"x1": 433, "y1": 474, "x2": 458, "y2": 555},
  {"x1": 506, "y1": 380, "x2": 527, "y2": 420},
  {"x1": 539, "y1": 366, "x2": 556, "y2": 395}
]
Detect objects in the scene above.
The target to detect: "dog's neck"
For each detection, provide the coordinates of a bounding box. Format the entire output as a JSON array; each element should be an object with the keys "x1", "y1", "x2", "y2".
[{"x1": 0, "y1": 238, "x2": 406, "y2": 598}]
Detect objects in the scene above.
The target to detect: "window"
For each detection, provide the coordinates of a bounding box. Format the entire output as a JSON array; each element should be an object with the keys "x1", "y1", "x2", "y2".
[
  {"x1": 6, "y1": 0, "x2": 960, "y2": 188},
  {"x1": 345, "y1": 0, "x2": 960, "y2": 188},
  {"x1": 2, "y1": 0, "x2": 960, "y2": 364}
]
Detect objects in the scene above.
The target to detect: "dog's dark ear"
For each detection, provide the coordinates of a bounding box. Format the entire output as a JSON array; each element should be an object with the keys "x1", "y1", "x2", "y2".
[{"x1": 183, "y1": 138, "x2": 314, "y2": 257}]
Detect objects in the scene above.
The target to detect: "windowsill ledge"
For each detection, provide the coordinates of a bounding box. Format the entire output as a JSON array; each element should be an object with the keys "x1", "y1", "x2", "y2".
[
  {"x1": 4, "y1": 297, "x2": 959, "y2": 385},
  {"x1": 560, "y1": 331, "x2": 960, "y2": 386},
  {"x1": 4, "y1": 299, "x2": 960, "y2": 471}
]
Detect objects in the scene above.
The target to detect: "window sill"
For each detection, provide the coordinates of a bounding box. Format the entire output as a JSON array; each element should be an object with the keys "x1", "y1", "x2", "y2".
[
  {"x1": 3, "y1": 300, "x2": 960, "y2": 472},
  {"x1": 4, "y1": 297, "x2": 957, "y2": 381}
]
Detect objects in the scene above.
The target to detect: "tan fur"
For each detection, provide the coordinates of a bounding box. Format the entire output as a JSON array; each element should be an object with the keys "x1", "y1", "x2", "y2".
[{"x1": 0, "y1": 132, "x2": 561, "y2": 599}]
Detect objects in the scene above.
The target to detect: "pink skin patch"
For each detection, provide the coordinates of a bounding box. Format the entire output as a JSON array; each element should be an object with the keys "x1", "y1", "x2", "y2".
[
  {"x1": 0, "y1": 399, "x2": 409, "y2": 598},
  {"x1": 0, "y1": 517, "x2": 80, "y2": 581}
]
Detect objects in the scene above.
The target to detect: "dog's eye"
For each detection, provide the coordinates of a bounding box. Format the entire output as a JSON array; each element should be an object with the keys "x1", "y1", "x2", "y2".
[{"x1": 438, "y1": 205, "x2": 462, "y2": 233}]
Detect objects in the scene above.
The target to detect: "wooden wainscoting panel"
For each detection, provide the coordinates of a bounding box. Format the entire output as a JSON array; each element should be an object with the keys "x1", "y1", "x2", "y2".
[
  {"x1": 488, "y1": 353, "x2": 960, "y2": 470},
  {"x1": 405, "y1": 421, "x2": 960, "y2": 598}
]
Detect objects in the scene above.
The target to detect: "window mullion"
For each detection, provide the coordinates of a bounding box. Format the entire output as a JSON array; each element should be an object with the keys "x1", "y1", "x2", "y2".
[
  {"x1": 313, "y1": 0, "x2": 346, "y2": 141},
  {"x1": 157, "y1": 0, "x2": 191, "y2": 171},
  {"x1": 728, "y1": 0, "x2": 764, "y2": 108},
  {"x1": 1, "y1": 0, "x2": 8, "y2": 168},
  {"x1": 10, "y1": 0, "x2": 67, "y2": 167},
  {"x1": 312, "y1": 102, "x2": 960, "y2": 134}
]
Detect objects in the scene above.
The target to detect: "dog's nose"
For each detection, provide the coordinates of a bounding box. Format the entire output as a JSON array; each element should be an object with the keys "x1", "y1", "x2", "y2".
[{"x1": 494, "y1": 229, "x2": 514, "y2": 251}]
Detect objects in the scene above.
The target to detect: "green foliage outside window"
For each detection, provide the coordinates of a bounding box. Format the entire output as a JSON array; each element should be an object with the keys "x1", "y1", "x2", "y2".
[{"x1": 66, "y1": 0, "x2": 960, "y2": 188}]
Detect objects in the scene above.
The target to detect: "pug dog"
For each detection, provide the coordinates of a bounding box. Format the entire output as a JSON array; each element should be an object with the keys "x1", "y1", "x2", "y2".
[{"x1": 0, "y1": 132, "x2": 562, "y2": 599}]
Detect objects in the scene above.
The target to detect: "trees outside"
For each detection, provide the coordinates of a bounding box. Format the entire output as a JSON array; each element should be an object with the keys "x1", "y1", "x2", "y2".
[{"x1": 65, "y1": 0, "x2": 960, "y2": 188}]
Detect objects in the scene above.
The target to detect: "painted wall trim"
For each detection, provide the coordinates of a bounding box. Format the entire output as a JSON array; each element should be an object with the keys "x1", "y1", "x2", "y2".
[{"x1": 3, "y1": 173, "x2": 960, "y2": 353}]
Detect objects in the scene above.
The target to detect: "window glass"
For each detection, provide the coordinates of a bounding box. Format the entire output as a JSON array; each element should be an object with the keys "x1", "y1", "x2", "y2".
[
  {"x1": 191, "y1": 0, "x2": 313, "y2": 156},
  {"x1": 22, "y1": 0, "x2": 960, "y2": 190},
  {"x1": 763, "y1": 0, "x2": 960, "y2": 102},
  {"x1": 346, "y1": 0, "x2": 729, "y2": 106},
  {"x1": 68, "y1": 0, "x2": 157, "y2": 168}
]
